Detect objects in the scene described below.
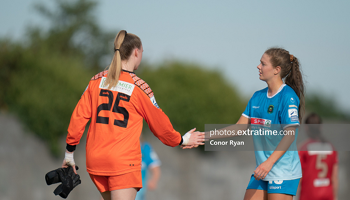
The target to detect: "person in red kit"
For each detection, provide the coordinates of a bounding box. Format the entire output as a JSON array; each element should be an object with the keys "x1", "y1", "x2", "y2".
[
  {"x1": 298, "y1": 113, "x2": 338, "y2": 200},
  {"x1": 61, "y1": 30, "x2": 205, "y2": 200}
]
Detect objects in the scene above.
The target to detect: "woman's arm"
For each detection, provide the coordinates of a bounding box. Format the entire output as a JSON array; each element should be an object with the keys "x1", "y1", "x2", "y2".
[
  {"x1": 63, "y1": 83, "x2": 92, "y2": 174},
  {"x1": 237, "y1": 115, "x2": 250, "y2": 124},
  {"x1": 133, "y1": 84, "x2": 204, "y2": 147},
  {"x1": 204, "y1": 115, "x2": 250, "y2": 139},
  {"x1": 147, "y1": 166, "x2": 161, "y2": 190},
  {"x1": 332, "y1": 163, "x2": 339, "y2": 200},
  {"x1": 182, "y1": 115, "x2": 250, "y2": 149},
  {"x1": 253, "y1": 126, "x2": 297, "y2": 180}
]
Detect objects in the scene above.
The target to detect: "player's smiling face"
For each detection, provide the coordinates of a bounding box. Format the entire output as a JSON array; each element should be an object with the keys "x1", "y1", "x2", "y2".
[{"x1": 257, "y1": 53, "x2": 275, "y2": 81}]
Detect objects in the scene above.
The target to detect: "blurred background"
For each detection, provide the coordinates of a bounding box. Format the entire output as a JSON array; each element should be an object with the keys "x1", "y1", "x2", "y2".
[{"x1": 0, "y1": 0, "x2": 349, "y2": 199}]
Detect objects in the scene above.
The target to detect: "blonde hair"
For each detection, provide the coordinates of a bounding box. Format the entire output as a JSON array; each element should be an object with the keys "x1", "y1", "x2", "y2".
[{"x1": 105, "y1": 30, "x2": 142, "y2": 89}]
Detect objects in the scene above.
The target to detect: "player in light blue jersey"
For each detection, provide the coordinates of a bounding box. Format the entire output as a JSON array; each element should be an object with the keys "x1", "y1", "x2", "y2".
[
  {"x1": 135, "y1": 142, "x2": 161, "y2": 200},
  {"x1": 185, "y1": 47, "x2": 305, "y2": 199},
  {"x1": 240, "y1": 48, "x2": 305, "y2": 200}
]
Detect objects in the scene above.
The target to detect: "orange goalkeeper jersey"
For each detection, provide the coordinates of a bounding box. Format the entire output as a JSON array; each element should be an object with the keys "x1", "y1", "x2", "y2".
[{"x1": 66, "y1": 70, "x2": 182, "y2": 176}]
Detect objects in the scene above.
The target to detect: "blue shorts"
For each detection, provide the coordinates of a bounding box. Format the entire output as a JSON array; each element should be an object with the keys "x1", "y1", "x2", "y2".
[
  {"x1": 246, "y1": 175, "x2": 300, "y2": 196},
  {"x1": 135, "y1": 187, "x2": 146, "y2": 200}
]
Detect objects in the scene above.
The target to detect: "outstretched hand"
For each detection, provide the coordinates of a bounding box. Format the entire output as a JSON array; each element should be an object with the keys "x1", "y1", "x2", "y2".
[{"x1": 181, "y1": 128, "x2": 205, "y2": 149}]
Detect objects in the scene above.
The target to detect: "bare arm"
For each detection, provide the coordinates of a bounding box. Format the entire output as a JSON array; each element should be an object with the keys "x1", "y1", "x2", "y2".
[
  {"x1": 204, "y1": 115, "x2": 250, "y2": 139},
  {"x1": 267, "y1": 127, "x2": 296, "y2": 160},
  {"x1": 253, "y1": 126, "x2": 296, "y2": 180},
  {"x1": 182, "y1": 115, "x2": 249, "y2": 149},
  {"x1": 147, "y1": 166, "x2": 161, "y2": 190},
  {"x1": 332, "y1": 163, "x2": 338, "y2": 200},
  {"x1": 237, "y1": 115, "x2": 250, "y2": 124}
]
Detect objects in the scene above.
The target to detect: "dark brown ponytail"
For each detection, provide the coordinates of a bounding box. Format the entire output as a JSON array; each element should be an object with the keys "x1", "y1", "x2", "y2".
[{"x1": 265, "y1": 48, "x2": 305, "y2": 122}]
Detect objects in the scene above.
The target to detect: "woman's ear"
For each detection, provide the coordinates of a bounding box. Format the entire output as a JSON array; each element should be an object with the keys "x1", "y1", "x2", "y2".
[
  {"x1": 134, "y1": 48, "x2": 139, "y2": 58},
  {"x1": 274, "y1": 66, "x2": 281, "y2": 75}
]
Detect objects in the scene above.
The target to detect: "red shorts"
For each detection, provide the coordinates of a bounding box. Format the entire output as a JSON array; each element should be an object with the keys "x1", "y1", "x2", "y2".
[{"x1": 89, "y1": 171, "x2": 142, "y2": 193}]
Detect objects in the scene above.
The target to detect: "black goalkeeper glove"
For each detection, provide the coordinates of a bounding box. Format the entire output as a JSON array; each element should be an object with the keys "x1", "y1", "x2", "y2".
[
  {"x1": 45, "y1": 166, "x2": 81, "y2": 199},
  {"x1": 53, "y1": 166, "x2": 81, "y2": 198},
  {"x1": 45, "y1": 166, "x2": 79, "y2": 185}
]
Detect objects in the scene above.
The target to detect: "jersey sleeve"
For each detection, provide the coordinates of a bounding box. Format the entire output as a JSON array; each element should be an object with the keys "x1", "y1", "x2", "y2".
[
  {"x1": 280, "y1": 92, "x2": 300, "y2": 128},
  {"x1": 66, "y1": 83, "x2": 92, "y2": 147},
  {"x1": 133, "y1": 87, "x2": 182, "y2": 147}
]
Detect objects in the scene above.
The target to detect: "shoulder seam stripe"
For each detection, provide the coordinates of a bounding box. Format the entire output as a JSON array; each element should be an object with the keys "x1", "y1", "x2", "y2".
[
  {"x1": 91, "y1": 70, "x2": 108, "y2": 80},
  {"x1": 129, "y1": 73, "x2": 154, "y2": 98}
]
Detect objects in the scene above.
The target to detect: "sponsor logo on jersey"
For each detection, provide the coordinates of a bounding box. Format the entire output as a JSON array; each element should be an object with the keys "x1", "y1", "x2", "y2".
[
  {"x1": 307, "y1": 143, "x2": 333, "y2": 155},
  {"x1": 288, "y1": 108, "x2": 298, "y2": 122},
  {"x1": 251, "y1": 117, "x2": 272, "y2": 126},
  {"x1": 269, "y1": 180, "x2": 283, "y2": 189},
  {"x1": 99, "y1": 77, "x2": 135, "y2": 96},
  {"x1": 269, "y1": 186, "x2": 282, "y2": 190},
  {"x1": 150, "y1": 96, "x2": 160, "y2": 108},
  {"x1": 99, "y1": 77, "x2": 107, "y2": 88},
  {"x1": 313, "y1": 178, "x2": 330, "y2": 187},
  {"x1": 267, "y1": 105, "x2": 274, "y2": 114},
  {"x1": 252, "y1": 106, "x2": 260, "y2": 109},
  {"x1": 290, "y1": 97, "x2": 295, "y2": 103}
]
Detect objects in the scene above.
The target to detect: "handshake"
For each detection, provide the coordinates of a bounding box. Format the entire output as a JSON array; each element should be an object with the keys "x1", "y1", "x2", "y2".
[
  {"x1": 181, "y1": 128, "x2": 206, "y2": 149},
  {"x1": 45, "y1": 166, "x2": 81, "y2": 199}
]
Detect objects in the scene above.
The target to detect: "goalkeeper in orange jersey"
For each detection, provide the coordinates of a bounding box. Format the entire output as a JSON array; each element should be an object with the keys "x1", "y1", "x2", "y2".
[{"x1": 61, "y1": 30, "x2": 205, "y2": 200}]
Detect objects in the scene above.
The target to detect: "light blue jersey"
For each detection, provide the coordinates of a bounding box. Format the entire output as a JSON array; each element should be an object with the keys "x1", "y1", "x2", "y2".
[
  {"x1": 135, "y1": 142, "x2": 161, "y2": 200},
  {"x1": 243, "y1": 84, "x2": 302, "y2": 181}
]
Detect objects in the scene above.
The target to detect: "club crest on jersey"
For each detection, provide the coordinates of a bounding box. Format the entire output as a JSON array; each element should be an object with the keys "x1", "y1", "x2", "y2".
[{"x1": 267, "y1": 105, "x2": 274, "y2": 114}]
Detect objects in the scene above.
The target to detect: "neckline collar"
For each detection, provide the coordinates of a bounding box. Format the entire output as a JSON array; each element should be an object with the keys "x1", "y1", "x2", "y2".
[
  {"x1": 267, "y1": 84, "x2": 286, "y2": 98},
  {"x1": 122, "y1": 69, "x2": 134, "y2": 74}
]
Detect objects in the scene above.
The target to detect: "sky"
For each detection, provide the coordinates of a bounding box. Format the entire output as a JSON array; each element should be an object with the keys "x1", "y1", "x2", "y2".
[{"x1": 1, "y1": 0, "x2": 350, "y2": 112}]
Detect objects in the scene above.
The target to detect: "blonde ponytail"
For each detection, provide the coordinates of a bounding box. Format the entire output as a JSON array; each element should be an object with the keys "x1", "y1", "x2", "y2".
[{"x1": 105, "y1": 30, "x2": 127, "y2": 89}]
